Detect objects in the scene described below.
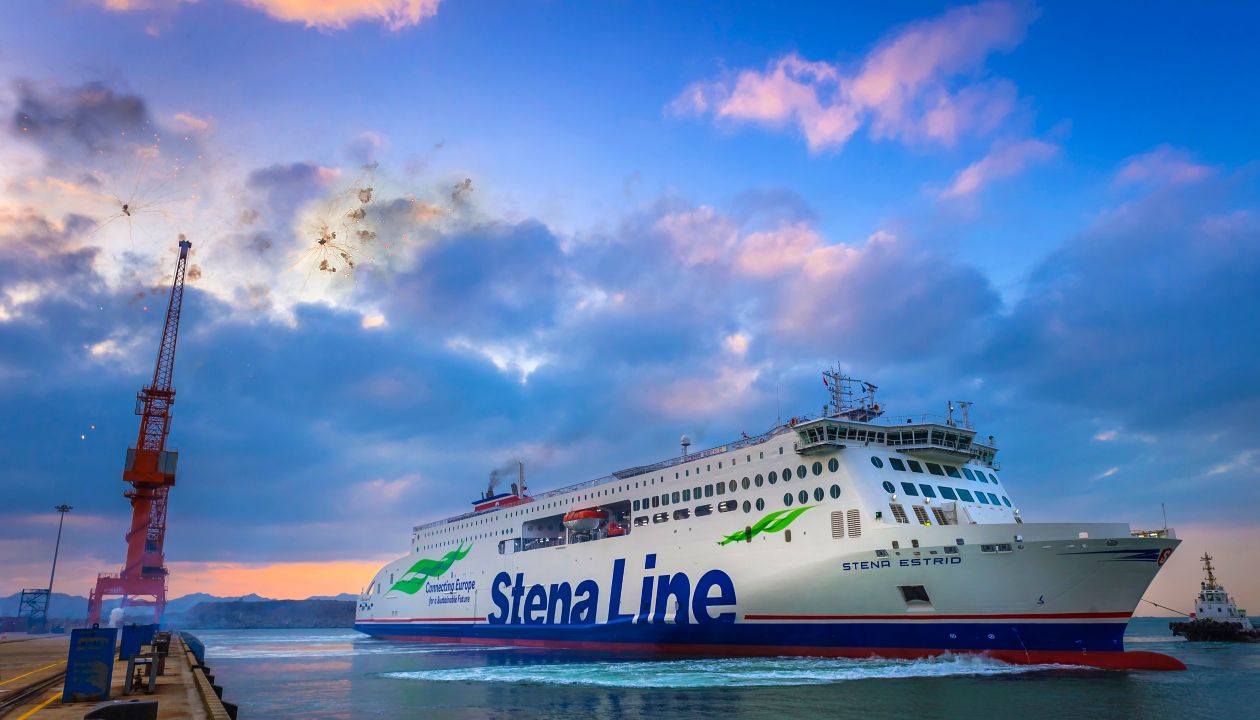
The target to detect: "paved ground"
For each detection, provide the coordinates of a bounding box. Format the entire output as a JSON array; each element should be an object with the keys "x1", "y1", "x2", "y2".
[{"x1": 0, "y1": 633, "x2": 207, "y2": 719}]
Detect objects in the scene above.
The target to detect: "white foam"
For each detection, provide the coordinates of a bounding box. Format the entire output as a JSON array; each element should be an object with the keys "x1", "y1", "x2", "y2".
[{"x1": 380, "y1": 654, "x2": 1072, "y2": 688}]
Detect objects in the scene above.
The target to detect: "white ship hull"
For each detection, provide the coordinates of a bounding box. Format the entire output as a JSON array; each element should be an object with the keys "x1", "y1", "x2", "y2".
[{"x1": 357, "y1": 407, "x2": 1183, "y2": 670}]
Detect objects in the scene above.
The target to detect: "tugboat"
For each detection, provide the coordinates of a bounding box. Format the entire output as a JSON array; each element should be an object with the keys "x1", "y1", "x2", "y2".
[{"x1": 1169, "y1": 553, "x2": 1260, "y2": 642}]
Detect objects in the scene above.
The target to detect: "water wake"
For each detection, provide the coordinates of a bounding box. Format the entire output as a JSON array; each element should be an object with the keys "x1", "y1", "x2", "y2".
[{"x1": 381, "y1": 654, "x2": 1072, "y2": 688}]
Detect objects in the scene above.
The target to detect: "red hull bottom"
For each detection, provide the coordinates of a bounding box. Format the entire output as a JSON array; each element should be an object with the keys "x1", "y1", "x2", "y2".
[{"x1": 374, "y1": 634, "x2": 1186, "y2": 671}]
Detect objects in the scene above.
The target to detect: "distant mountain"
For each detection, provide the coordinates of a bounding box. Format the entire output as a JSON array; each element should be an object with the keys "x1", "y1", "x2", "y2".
[
  {"x1": 174, "y1": 599, "x2": 355, "y2": 629},
  {"x1": 2, "y1": 591, "x2": 348, "y2": 621}
]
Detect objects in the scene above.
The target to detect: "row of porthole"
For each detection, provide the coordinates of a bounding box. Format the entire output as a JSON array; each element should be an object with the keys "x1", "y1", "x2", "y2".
[
  {"x1": 633, "y1": 458, "x2": 843, "y2": 512},
  {"x1": 870, "y1": 455, "x2": 999, "y2": 484},
  {"x1": 882, "y1": 479, "x2": 1011, "y2": 508},
  {"x1": 783, "y1": 484, "x2": 843, "y2": 506}
]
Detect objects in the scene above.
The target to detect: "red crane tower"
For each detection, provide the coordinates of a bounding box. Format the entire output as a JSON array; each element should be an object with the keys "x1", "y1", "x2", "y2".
[{"x1": 88, "y1": 237, "x2": 193, "y2": 626}]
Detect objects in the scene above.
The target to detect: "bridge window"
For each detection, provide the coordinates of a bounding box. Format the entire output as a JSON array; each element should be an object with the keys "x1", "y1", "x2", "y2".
[
  {"x1": 944, "y1": 466, "x2": 962, "y2": 479},
  {"x1": 938, "y1": 486, "x2": 957, "y2": 500},
  {"x1": 956, "y1": 488, "x2": 975, "y2": 502},
  {"x1": 962, "y1": 467, "x2": 976, "y2": 481},
  {"x1": 889, "y1": 457, "x2": 906, "y2": 471},
  {"x1": 975, "y1": 492, "x2": 990, "y2": 504},
  {"x1": 882, "y1": 480, "x2": 895, "y2": 493},
  {"x1": 900, "y1": 482, "x2": 920, "y2": 496},
  {"x1": 918, "y1": 484, "x2": 937, "y2": 498},
  {"x1": 926, "y1": 463, "x2": 945, "y2": 476},
  {"x1": 1001, "y1": 496, "x2": 1011, "y2": 507},
  {"x1": 989, "y1": 473, "x2": 999, "y2": 484},
  {"x1": 987, "y1": 493, "x2": 1000, "y2": 505},
  {"x1": 908, "y1": 460, "x2": 924, "y2": 473}
]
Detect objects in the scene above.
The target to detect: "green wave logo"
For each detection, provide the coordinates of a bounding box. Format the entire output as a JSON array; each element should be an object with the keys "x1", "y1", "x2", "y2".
[
  {"x1": 718, "y1": 506, "x2": 815, "y2": 545},
  {"x1": 387, "y1": 543, "x2": 472, "y2": 595}
]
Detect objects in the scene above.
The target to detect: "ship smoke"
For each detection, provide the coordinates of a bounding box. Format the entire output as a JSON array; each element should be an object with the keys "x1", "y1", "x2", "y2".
[{"x1": 486, "y1": 459, "x2": 523, "y2": 498}]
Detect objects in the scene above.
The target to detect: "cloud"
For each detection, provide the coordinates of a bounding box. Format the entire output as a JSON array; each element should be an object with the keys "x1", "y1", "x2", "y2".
[
  {"x1": 941, "y1": 138, "x2": 1058, "y2": 197},
  {"x1": 91, "y1": 0, "x2": 444, "y2": 31},
  {"x1": 1095, "y1": 466, "x2": 1119, "y2": 480},
  {"x1": 671, "y1": 1, "x2": 1036, "y2": 151},
  {"x1": 1114, "y1": 145, "x2": 1214, "y2": 188}
]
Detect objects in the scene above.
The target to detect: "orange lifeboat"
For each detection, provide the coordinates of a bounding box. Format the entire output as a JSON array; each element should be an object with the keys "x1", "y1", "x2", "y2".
[
  {"x1": 606, "y1": 521, "x2": 627, "y2": 537},
  {"x1": 563, "y1": 507, "x2": 607, "y2": 532}
]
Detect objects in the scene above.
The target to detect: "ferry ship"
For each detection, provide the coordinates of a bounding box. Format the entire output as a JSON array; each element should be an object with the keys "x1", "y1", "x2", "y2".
[{"x1": 356, "y1": 371, "x2": 1185, "y2": 670}]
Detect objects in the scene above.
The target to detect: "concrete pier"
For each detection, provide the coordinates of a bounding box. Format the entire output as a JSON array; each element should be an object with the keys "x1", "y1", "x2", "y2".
[{"x1": 0, "y1": 632, "x2": 232, "y2": 719}]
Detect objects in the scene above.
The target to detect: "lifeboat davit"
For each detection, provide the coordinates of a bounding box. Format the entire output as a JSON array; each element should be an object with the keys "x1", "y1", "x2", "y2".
[{"x1": 563, "y1": 507, "x2": 607, "y2": 532}]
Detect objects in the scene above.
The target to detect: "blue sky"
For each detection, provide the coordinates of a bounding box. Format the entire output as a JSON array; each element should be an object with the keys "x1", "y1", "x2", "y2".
[{"x1": 0, "y1": 0, "x2": 1257, "y2": 605}]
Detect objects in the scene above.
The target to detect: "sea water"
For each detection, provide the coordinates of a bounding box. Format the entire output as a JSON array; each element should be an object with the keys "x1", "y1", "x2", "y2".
[{"x1": 193, "y1": 618, "x2": 1259, "y2": 719}]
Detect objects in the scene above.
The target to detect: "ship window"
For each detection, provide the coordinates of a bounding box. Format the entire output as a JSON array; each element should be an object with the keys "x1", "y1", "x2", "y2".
[
  {"x1": 634, "y1": 516, "x2": 649, "y2": 527},
  {"x1": 889, "y1": 504, "x2": 909, "y2": 523},
  {"x1": 756, "y1": 498, "x2": 765, "y2": 511},
  {"x1": 980, "y1": 544, "x2": 996, "y2": 553},
  {"x1": 742, "y1": 477, "x2": 751, "y2": 490},
  {"x1": 901, "y1": 482, "x2": 920, "y2": 497},
  {"x1": 813, "y1": 487, "x2": 824, "y2": 502},
  {"x1": 812, "y1": 462, "x2": 823, "y2": 476},
  {"x1": 956, "y1": 488, "x2": 974, "y2": 502},
  {"x1": 938, "y1": 486, "x2": 957, "y2": 500},
  {"x1": 784, "y1": 493, "x2": 793, "y2": 506},
  {"x1": 754, "y1": 474, "x2": 764, "y2": 487},
  {"x1": 829, "y1": 484, "x2": 841, "y2": 499},
  {"x1": 988, "y1": 493, "x2": 1000, "y2": 505},
  {"x1": 876, "y1": 549, "x2": 889, "y2": 557},
  {"x1": 704, "y1": 484, "x2": 713, "y2": 497},
  {"x1": 716, "y1": 483, "x2": 725, "y2": 495},
  {"x1": 672, "y1": 491, "x2": 680, "y2": 503},
  {"x1": 975, "y1": 493, "x2": 990, "y2": 504},
  {"x1": 695, "y1": 504, "x2": 713, "y2": 517},
  {"x1": 892, "y1": 541, "x2": 900, "y2": 549},
  {"x1": 685, "y1": 469, "x2": 689, "y2": 476},
  {"x1": 742, "y1": 500, "x2": 752, "y2": 513},
  {"x1": 977, "y1": 472, "x2": 988, "y2": 483},
  {"x1": 944, "y1": 546, "x2": 958, "y2": 554},
  {"x1": 633, "y1": 500, "x2": 640, "y2": 511},
  {"x1": 996, "y1": 543, "x2": 1013, "y2": 553},
  {"x1": 783, "y1": 467, "x2": 793, "y2": 482},
  {"x1": 683, "y1": 489, "x2": 691, "y2": 501},
  {"x1": 989, "y1": 473, "x2": 998, "y2": 483},
  {"x1": 768, "y1": 471, "x2": 778, "y2": 484},
  {"x1": 673, "y1": 508, "x2": 690, "y2": 520},
  {"x1": 890, "y1": 458, "x2": 907, "y2": 471},
  {"x1": 926, "y1": 463, "x2": 945, "y2": 476},
  {"x1": 944, "y1": 466, "x2": 962, "y2": 479},
  {"x1": 882, "y1": 480, "x2": 895, "y2": 494},
  {"x1": 908, "y1": 460, "x2": 924, "y2": 473},
  {"x1": 899, "y1": 585, "x2": 931, "y2": 604},
  {"x1": 870, "y1": 457, "x2": 884, "y2": 469},
  {"x1": 662, "y1": 493, "x2": 670, "y2": 506},
  {"x1": 798, "y1": 490, "x2": 809, "y2": 504},
  {"x1": 962, "y1": 467, "x2": 976, "y2": 481},
  {"x1": 797, "y1": 465, "x2": 808, "y2": 479},
  {"x1": 718, "y1": 500, "x2": 738, "y2": 513},
  {"x1": 729, "y1": 479, "x2": 738, "y2": 492},
  {"x1": 653, "y1": 512, "x2": 669, "y2": 524},
  {"x1": 1002, "y1": 496, "x2": 1012, "y2": 507},
  {"x1": 918, "y1": 484, "x2": 937, "y2": 498}
]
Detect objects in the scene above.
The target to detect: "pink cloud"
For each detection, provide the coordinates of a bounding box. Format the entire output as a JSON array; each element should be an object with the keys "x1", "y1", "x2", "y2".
[
  {"x1": 941, "y1": 137, "x2": 1058, "y2": 198},
  {"x1": 672, "y1": 1, "x2": 1036, "y2": 151},
  {"x1": 1115, "y1": 145, "x2": 1214, "y2": 188},
  {"x1": 91, "y1": 0, "x2": 443, "y2": 31}
]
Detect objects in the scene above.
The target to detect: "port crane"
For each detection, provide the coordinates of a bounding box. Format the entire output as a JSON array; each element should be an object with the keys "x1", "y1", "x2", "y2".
[{"x1": 88, "y1": 237, "x2": 193, "y2": 626}]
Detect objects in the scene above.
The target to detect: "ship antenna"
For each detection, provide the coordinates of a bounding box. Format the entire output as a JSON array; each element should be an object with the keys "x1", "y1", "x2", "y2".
[
  {"x1": 1162, "y1": 502, "x2": 1167, "y2": 532},
  {"x1": 1202, "y1": 553, "x2": 1218, "y2": 589}
]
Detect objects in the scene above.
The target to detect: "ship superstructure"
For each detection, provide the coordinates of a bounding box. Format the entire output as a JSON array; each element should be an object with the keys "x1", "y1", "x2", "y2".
[{"x1": 357, "y1": 371, "x2": 1185, "y2": 670}]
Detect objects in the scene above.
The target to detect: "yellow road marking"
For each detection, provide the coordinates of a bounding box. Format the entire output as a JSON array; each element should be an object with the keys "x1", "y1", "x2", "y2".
[
  {"x1": 0, "y1": 661, "x2": 65, "y2": 686},
  {"x1": 15, "y1": 690, "x2": 61, "y2": 719}
]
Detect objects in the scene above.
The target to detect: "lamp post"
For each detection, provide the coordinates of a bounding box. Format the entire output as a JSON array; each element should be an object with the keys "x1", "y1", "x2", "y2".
[{"x1": 46, "y1": 504, "x2": 72, "y2": 625}]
